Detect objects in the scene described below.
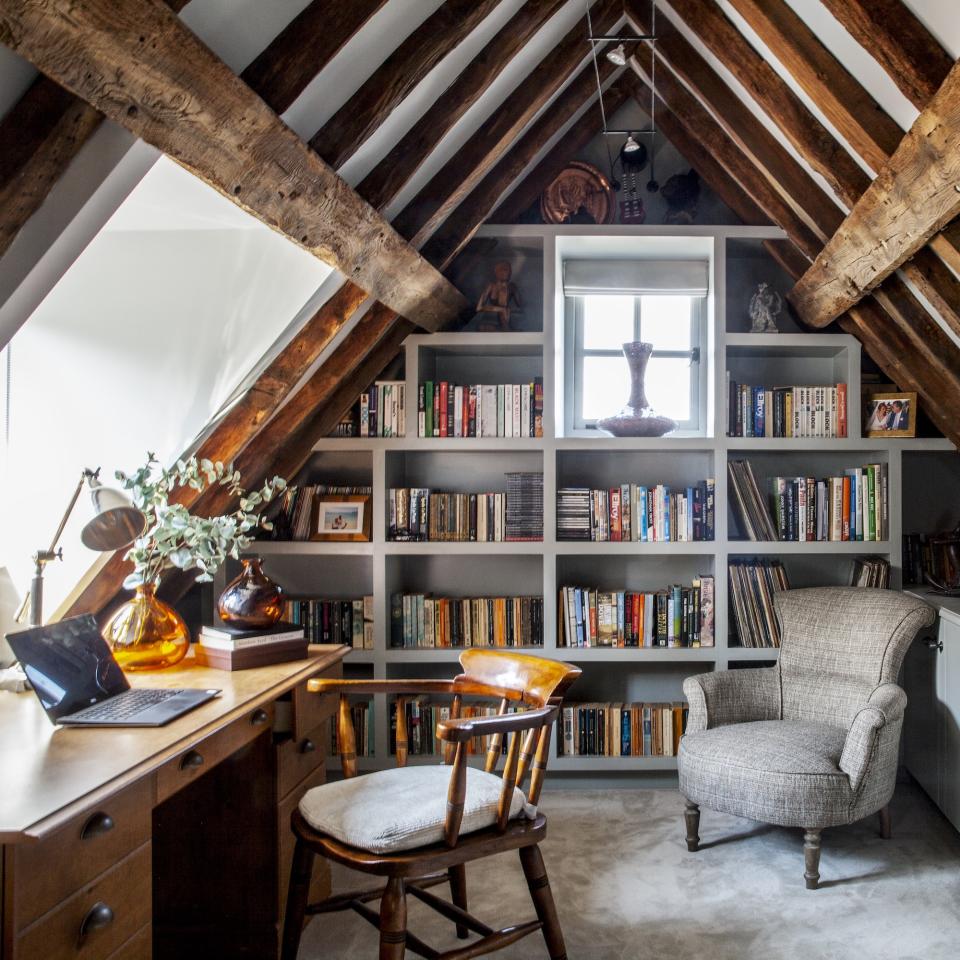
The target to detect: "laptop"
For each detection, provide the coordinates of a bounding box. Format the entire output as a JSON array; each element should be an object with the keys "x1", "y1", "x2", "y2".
[{"x1": 7, "y1": 615, "x2": 220, "y2": 726}]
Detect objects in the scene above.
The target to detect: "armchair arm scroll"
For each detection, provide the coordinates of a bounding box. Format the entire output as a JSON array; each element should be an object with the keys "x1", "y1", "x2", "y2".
[
  {"x1": 683, "y1": 667, "x2": 781, "y2": 734},
  {"x1": 839, "y1": 683, "x2": 907, "y2": 791}
]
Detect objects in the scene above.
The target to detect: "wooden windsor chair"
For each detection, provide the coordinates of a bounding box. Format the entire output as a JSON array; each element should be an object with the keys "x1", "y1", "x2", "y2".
[{"x1": 280, "y1": 649, "x2": 581, "y2": 960}]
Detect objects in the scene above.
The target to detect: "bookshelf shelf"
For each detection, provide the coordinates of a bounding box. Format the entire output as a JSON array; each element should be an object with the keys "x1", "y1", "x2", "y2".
[{"x1": 257, "y1": 225, "x2": 957, "y2": 781}]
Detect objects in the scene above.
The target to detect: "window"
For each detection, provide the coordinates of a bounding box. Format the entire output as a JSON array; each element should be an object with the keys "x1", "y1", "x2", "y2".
[{"x1": 570, "y1": 293, "x2": 704, "y2": 432}]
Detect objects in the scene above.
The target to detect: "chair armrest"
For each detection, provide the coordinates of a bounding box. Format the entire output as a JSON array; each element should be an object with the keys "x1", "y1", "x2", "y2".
[
  {"x1": 683, "y1": 667, "x2": 780, "y2": 734},
  {"x1": 307, "y1": 678, "x2": 461, "y2": 695},
  {"x1": 839, "y1": 683, "x2": 907, "y2": 791},
  {"x1": 436, "y1": 704, "x2": 558, "y2": 743}
]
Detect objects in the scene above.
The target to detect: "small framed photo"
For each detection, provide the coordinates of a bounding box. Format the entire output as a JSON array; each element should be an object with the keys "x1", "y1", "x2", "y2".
[
  {"x1": 312, "y1": 495, "x2": 372, "y2": 542},
  {"x1": 864, "y1": 391, "x2": 917, "y2": 438}
]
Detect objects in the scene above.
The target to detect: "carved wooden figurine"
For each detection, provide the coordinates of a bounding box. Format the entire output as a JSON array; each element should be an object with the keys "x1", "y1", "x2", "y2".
[{"x1": 475, "y1": 260, "x2": 523, "y2": 331}]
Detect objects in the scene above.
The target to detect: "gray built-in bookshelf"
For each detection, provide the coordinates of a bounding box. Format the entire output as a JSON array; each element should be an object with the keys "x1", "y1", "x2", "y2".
[{"x1": 239, "y1": 224, "x2": 957, "y2": 782}]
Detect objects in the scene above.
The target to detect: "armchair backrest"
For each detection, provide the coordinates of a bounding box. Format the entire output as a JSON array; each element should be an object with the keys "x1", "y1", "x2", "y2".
[{"x1": 774, "y1": 587, "x2": 935, "y2": 727}]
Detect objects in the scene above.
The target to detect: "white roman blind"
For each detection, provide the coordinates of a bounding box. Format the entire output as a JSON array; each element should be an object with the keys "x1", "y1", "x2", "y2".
[{"x1": 563, "y1": 259, "x2": 709, "y2": 296}]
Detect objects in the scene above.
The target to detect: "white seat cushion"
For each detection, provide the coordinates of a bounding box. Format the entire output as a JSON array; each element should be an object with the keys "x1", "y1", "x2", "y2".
[{"x1": 299, "y1": 764, "x2": 534, "y2": 854}]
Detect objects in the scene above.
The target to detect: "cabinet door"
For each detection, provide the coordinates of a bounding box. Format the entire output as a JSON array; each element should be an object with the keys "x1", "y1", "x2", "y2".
[
  {"x1": 940, "y1": 618, "x2": 960, "y2": 832},
  {"x1": 903, "y1": 623, "x2": 942, "y2": 805}
]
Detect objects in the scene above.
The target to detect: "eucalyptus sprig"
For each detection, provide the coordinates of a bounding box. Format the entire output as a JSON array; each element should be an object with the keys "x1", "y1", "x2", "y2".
[{"x1": 116, "y1": 453, "x2": 287, "y2": 591}]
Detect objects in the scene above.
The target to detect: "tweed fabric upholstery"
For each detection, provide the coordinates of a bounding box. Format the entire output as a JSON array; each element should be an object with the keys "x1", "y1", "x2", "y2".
[{"x1": 679, "y1": 588, "x2": 935, "y2": 831}]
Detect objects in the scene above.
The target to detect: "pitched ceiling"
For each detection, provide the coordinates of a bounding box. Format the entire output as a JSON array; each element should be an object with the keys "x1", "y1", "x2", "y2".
[{"x1": 0, "y1": 0, "x2": 957, "y2": 618}]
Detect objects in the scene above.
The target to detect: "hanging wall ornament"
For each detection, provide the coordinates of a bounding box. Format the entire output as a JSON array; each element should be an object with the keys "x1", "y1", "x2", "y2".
[{"x1": 540, "y1": 161, "x2": 615, "y2": 225}]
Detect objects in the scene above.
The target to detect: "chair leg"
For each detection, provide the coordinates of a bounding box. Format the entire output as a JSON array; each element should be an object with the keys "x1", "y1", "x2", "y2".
[
  {"x1": 519, "y1": 844, "x2": 567, "y2": 960},
  {"x1": 684, "y1": 801, "x2": 701, "y2": 852},
  {"x1": 448, "y1": 863, "x2": 469, "y2": 940},
  {"x1": 379, "y1": 877, "x2": 407, "y2": 960},
  {"x1": 803, "y1": 829, "x2": 822, "y2": 890},
  {"x1": 280, "y1": 838, "x2": 315, "y2": 960},
  {"x1": 878, "y1": 805, "x2": 892, "y2": 839}
]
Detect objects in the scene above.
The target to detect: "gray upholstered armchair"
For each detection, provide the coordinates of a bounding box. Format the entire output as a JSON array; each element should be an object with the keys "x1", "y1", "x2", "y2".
[{"x1": 678, "y1": 587, "x2": 935, "y2": 888}]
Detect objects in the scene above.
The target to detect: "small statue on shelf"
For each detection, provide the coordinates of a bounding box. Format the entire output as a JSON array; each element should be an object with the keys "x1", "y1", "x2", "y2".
[
  {"x1": 748, "y1": 282, "x2": 782, "y2": 334},
  {"x1": 475, "y1": 259, "x2": 523, "y2": 331}
]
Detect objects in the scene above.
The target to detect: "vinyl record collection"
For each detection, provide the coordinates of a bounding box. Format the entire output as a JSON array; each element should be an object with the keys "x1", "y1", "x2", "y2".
[{"x1": 728, "y1": 557, "x2": 790, "y2": 648}]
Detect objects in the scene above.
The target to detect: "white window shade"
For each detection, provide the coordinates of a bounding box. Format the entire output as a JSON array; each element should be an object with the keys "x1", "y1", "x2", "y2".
[{"x1": 563, "y1": 259, "x2": 709, "y2": 296}]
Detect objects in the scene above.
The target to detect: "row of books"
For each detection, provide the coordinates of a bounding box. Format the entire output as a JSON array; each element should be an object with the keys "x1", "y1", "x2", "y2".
[
  {"x1": 728, "y1": 460, "x2": 888, "y2": 541},
  {"x1": 903, "y1": 533, "x2": 957, "y2": 587},
  {"x1": 283, "y1": 598, "x2": 373, "y2": 649},
  {"x1": 359, "y1": 380, "x2": 406, "y2": 437},
  {"x1": 271, "y1": 484, "x2": 372, "y2": 542},
  {"x1": 389, "y1": 594, "x2": 544, "y2": 649},
  {"x1": 559, "y1": 702, "x2": 688, "y2": 757},
  {"x1": 558, "y1": 577, "x2": 715, "y2": 648},
  {"x1": 331, "y1": 701, "x2": 375, "y2": 758},
  {"x1": 556, "y1": 481, "x2": 716, "y2": 542},
  {"x1": 388, "y1": 474, "x2": 543, "y2": 542},
  {"x1": 727, "y1": 380, "x2": 847, "y2": 438},
  {"x1": 388, "y1": 701, "x2": 515, "y2": 757},
  {"x1": 417, "y1": 380, "x2": 544, "y2": 438},
  {"x1": 728, "y1": 558, "x2": 789, "y2": 648}
]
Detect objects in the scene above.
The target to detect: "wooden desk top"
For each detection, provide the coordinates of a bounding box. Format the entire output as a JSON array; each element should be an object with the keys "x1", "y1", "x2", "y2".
[{"x1": 0, "y1": 645, "x2": 348, "y2": 843}]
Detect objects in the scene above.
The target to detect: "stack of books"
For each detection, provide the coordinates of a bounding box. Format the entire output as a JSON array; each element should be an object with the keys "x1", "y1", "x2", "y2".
[
  {"x1": 331, "y1": 701, "x2": 374, "y2": 758},
  {"x1": 559, "y1": 576, "x2": 715, "y2": 648},
  {"x1": 359, "y1": 380, "x2": 405, "y2": 437},
  {"x1": 284, "y1": 597, "x2": 373, "y2": 648},
  {"x1": 850, "y1": 556, "x2": 891, "y2": 588},
  {"x1": 726, "y1": 379, "x2": 847, "y2": 438},
  {"x1": 390, "y1": 593, "x2": 543, "y2": 648},
  {"x1": 556, "y1": 481, "x2": 715, "y2": 541},
  {"x1": 728, "y1": 459, "x2": 888, "y2": 541},
  {"x1": 196, "y1": 620, "x2": 307, "y2": 670},
  {"x1": 728, "y1": 558, "x2": 790, "y2": 648},
  {"x1": 559, "y1": 702, "x2": 688, "y2": 757},
  {"x1": 272, "y1": 484, "x2": 372, "y2": 541},
  {"x1": 417, "y1": 379, "x2": 544, "y2": 438}
]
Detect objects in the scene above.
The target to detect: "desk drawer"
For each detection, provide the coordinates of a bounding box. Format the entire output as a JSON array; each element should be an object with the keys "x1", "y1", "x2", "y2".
[
  {"x1": 291, "y1": 662, "x2": 340, "y2": 740},
  {"x1": 13, "y1": 777, "x2": 154, "y2": 931},
  {"x1": 277, "y1": 719, "x2": 328, "y2": 800},
  {"x1": 155, "y1": 703, "x2": 274, "y2": 803},
  {"x1": 15, "y1": 843, "x2": 151, "y2": 960}
]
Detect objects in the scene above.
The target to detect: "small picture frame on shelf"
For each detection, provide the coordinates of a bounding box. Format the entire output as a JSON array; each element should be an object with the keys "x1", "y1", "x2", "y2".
[
  {"x1": 311, "y1": 495, "x2": 372, "y2": 541},
  {"x1": 864, "y1": 391, "x2": 917, "y2": 438}
]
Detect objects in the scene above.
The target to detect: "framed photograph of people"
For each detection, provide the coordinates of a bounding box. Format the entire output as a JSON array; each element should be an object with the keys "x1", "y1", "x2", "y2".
[
  {"x1": 864, "y1": 391, "x2": 917, "y2": 439},
  {"x1": 312, "y1": 495, "x2": 372, "y2": 542}
]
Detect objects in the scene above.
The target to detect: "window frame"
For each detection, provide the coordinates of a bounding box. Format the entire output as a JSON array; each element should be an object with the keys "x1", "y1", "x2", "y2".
[{"x1": 566, "y1": 293, "x2": 706, "y2": 435}]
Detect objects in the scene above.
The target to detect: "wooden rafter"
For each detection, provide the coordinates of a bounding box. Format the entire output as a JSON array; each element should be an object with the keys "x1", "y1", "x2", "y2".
[
  {"x1": 0, "y1": 0, "x2": 465, "y2": 332},
  {"x1": 308, "y1": 0, "x2": 504, "y2": 170},
  {"x1": 818, "y1": 0, "x2": 953, "y2": 110},
  {"x1": 791, "y1": 59, "x2": 960, "y2": 328}
]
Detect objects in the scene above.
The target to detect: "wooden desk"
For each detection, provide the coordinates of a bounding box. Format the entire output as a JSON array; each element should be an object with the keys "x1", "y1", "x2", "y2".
[{"x1": 0, "y1": 644, "x2": 348, "y2": 960}]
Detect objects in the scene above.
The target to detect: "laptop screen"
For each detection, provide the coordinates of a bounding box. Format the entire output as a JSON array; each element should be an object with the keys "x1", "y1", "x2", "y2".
[{"x1": 6, "y1": 615, "x2": 130, "y2": 722}]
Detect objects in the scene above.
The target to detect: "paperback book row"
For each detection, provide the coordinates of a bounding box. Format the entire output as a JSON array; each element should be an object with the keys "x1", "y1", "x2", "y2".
[
  {"x1": 903, "y1": 533, "x2": 957, "y2": 587},
  {"x1": 558, "y1": 702, "x2": 688, "y2": 757},
  {"x1": 271, "y1": 484, "x2": 373, "y2": 541},
  {"x1": 389, "y1": 473, "x2": 543, "y2": 541},
  {"x1": 558, "y1": 577, "x2": 715, "y2": 648},
  {"x1": 417, "y1": 380, "x2": 544, "y2": 438},
  {"x1": 331, "y1": 701, "x2": 375, "y2": 758},
  {"x1": 728, "y1": 558, "x2": 789, "y2": 649},
  {"x1": 556, "y1": 480, "x2": 716, "y2": 542},
  {"x1": 359, "y1": 380, "x2": 406, "y2": 437},
  {"x1": 727, "y1": 379, "x2": 848, "y2": 438},
  {"x1": 728, "y1": 459, "x2": 888, "y2": 542},
  {"x1": 388, "y1": 701, "x2": 516, "y2": 757},
  {"x1": 390, "y1": 594, "x2": 544, "y2": 649},
  {"x1": 283, "y1": 597, "x2": 373, "y2": 649}
]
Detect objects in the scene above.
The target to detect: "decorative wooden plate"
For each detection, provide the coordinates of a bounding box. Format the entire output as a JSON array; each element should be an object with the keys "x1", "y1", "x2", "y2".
[{"x1": 540, "y1": 160, "x2": 615, "y2": 225}]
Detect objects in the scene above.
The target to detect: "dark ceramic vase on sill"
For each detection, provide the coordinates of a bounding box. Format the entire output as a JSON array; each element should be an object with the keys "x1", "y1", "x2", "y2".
[
  {"x1": 596, "y1": 342, "x2": 677, "y2": 438},
  {"x1": 217, "y1": 557, "x2": 284, "y2": 630}
]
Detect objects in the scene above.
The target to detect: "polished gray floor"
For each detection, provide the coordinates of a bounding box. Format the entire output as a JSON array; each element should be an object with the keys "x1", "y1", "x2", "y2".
[{"x1": 300, "y1": 782, "x2": 960, "y2": 960}]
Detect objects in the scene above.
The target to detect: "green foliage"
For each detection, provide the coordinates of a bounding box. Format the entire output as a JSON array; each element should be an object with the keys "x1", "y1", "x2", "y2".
[{"x1": 116, "y1": 453, "x2": 286, "y2": 591}]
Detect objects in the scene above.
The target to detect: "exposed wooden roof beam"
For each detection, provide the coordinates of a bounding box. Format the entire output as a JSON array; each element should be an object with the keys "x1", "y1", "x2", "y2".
[
  {"x1": 819, "y1": 0, "x2": 954, "y2": 110},
  {"x1": 790, "y1": 59, "x2": 960, "y2": 328},
  {"x1": 357, "y1": 0, "x2": 567, "y2": 212},
  {"x1": 0, "y1": 0, "x2": 465, "y2": 332},
  {"x1": 308, "y1": 0, "x2": 505, "y2": 170}
]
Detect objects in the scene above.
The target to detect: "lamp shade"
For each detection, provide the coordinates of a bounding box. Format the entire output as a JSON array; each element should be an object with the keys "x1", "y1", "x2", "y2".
[{"x1": 81, "y1": 478, "x2": 146, "y2": 552}]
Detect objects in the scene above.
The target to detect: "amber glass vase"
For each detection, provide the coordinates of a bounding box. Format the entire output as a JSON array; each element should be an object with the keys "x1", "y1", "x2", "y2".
[
  {"x1": 217, "y1": 558, "x2": 283, "y2": 630},
  {"x1": 103, "y1": 583, "x2": 190, "y2": 671}
]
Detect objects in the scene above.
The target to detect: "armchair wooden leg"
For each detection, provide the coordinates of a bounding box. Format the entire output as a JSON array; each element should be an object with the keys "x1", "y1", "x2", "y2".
[
  {"x1": 684, "y1": 801, "x2": 701, "y2": 852},
  {"x1": 803, "y1": 829, "x2": 822, "y2": 890},
  {"x1": 379, "y1": 877, "x2": 407, "y2": 960},
  {"x1": 878, "y1": 806, "x2": 892, "y2": 839},
  {"x1": 280, "y1": 838, "x2": 315, "y2": 960},
  {"x1": 449, "y1": 863, "x2": 469, "y2": 939},
  {"x1": 519, "y1": 844, "x2": 567, "y2": 960}
]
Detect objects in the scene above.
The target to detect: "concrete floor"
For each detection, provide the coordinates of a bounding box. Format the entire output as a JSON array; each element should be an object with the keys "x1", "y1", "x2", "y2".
[{"x1": 300, "y1": 782, "x2": 960, "y2": 960}]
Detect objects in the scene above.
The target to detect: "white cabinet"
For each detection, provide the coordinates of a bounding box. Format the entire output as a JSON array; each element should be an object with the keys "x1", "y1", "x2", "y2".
[{"x1": 904, "y1": 606, "x2": 960, "y2": 833}]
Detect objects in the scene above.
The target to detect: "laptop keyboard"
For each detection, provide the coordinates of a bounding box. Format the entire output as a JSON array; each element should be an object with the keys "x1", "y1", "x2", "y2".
[{"x1": 69, "y1": 688, "x2": 185, "y2": 722}]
